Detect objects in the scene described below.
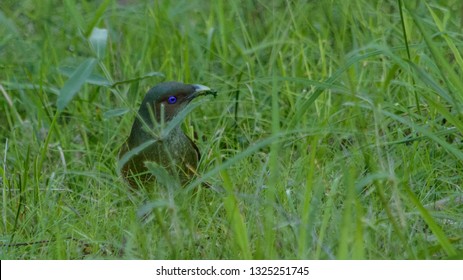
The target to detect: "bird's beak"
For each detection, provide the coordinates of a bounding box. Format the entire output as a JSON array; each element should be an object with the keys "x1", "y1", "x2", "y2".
[{"x1": 188, "y1": 84, "x2": 217, "y2": 100}]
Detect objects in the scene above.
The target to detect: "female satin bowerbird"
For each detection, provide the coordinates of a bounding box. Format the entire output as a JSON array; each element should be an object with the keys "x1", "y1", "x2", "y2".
[{"x1": 118, "y1": 81, "x2": 217, "y2": 187}]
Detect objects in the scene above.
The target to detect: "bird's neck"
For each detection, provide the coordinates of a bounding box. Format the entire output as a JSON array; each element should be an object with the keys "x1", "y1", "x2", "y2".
[{"x1": 128, "y1": 117, "x2": 184, "y2": 147}]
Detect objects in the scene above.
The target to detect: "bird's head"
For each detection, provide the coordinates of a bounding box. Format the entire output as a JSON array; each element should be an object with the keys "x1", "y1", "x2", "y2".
[
  {"x1": 137, "y1": 81, "x2": 217, "y2": 125},
  {"x1": 127, "y1": 81, "x2": 216, "y2": 145}
]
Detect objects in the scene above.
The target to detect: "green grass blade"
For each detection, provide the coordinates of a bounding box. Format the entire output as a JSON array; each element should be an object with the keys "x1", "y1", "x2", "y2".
[
  {"x1": 221, "y1": 168, "x2": 252, "y2": 259},
  {"x1": 57, "y1": 58, "x2": 97, "y2": 111},
  {"x1": 89, "y1": 28, "x2": 108, "y2": 59},
  {"x1": 405, "y1": 187, "x2": 457, "y2": 257}
]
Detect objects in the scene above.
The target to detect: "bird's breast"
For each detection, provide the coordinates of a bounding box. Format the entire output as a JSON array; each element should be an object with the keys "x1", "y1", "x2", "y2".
[{"x1": 120, "y1": 126, "x2": 199, "y2": 187}]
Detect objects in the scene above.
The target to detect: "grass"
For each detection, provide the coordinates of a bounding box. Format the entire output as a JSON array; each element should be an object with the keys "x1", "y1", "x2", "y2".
[{"x1": 1, "y1": 0, "x2": 462, "y2": 259}]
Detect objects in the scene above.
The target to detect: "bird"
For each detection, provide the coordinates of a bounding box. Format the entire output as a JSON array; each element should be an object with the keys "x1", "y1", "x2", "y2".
[{"x1": 118, "y1": 81, "x2": 217, "y2": 188}]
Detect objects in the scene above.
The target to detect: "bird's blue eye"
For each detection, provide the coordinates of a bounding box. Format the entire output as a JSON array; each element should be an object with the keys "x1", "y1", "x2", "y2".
[{"x1": 167, "y1": 96, "x2": 177, "y2": 104}]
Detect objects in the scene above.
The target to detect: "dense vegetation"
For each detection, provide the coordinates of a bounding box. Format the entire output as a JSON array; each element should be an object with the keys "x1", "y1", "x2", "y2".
[{"x1": 0, "y1": 0, "x2": 462, "y2": 259}]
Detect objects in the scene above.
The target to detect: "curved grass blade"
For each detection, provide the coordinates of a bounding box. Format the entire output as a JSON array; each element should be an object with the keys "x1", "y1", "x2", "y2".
[{"x1": 57, "y1": 58, "x2": 97, "y2": 111}]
